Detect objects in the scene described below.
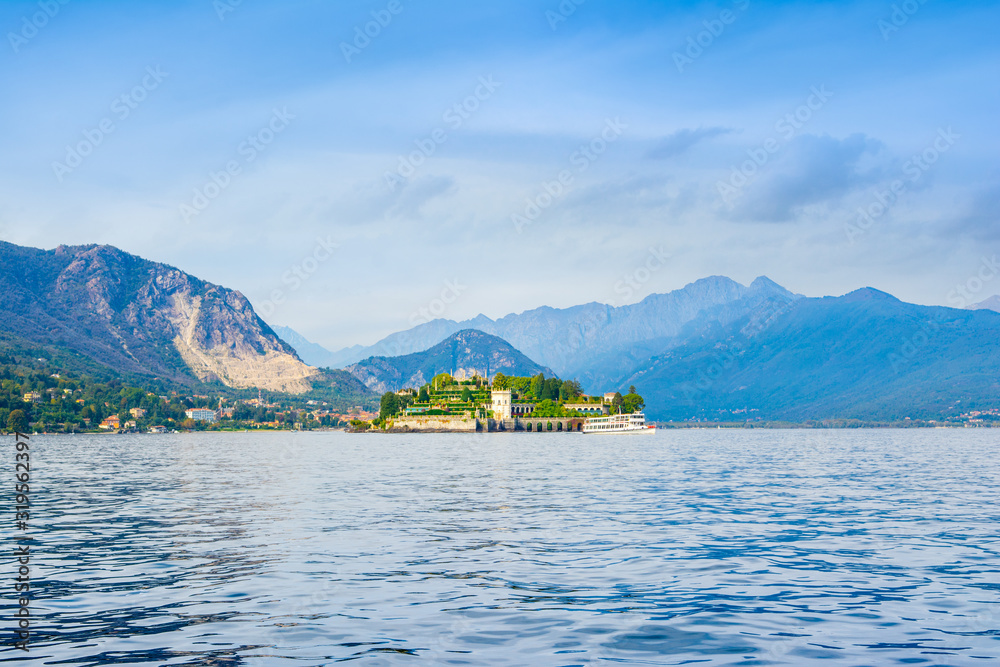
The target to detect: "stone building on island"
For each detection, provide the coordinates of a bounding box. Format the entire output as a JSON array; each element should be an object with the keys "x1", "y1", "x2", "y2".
[{"x1": 389, "y1": 379, "x2": 614, "y2": 433}]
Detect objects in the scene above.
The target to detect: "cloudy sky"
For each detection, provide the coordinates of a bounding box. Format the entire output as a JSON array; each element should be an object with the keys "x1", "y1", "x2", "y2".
[{"x1": 0, "y1": 0, "x2": 997, "y2": 349}]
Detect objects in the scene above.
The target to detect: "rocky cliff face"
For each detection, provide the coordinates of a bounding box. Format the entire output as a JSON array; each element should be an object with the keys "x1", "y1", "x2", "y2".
[{"x1": 0, "y1": 242, "x2": 317, "y2": 393}]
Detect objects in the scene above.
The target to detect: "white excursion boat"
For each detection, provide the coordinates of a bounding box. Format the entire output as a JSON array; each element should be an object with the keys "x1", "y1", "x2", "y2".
[{"x1": 582, "y1": 411, "x2": 656, "y2": 434}]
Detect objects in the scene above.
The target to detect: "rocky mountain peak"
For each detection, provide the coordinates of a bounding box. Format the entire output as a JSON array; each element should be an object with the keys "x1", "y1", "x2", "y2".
[{"x1": 0, "y1": 241, "x2": 317, "y2": 393}]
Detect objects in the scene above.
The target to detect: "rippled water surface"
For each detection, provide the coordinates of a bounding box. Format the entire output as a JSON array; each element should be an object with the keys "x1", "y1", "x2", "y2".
[{"x1": 2, "y1": 429, "x2": 1000, "y2": 665}]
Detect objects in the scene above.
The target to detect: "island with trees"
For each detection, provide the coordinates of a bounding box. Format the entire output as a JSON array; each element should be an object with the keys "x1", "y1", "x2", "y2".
[{"x1": 364, "y1": 371, "x2": 645, "y2": 433}]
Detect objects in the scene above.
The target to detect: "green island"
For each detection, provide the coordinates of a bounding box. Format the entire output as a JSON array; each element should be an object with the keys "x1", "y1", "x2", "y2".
[{"x1": 362, "y1": 372, "x2": 645, "y2": 433}]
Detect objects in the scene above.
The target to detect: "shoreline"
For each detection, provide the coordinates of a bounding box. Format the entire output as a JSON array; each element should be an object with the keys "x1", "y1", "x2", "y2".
[{"x1": 7, "y1": 422, "x2": 997, "y2": 436}]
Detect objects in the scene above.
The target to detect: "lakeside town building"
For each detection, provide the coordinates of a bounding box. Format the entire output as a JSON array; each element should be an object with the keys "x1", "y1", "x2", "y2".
[{"x1": 185, "y1": 408, "x2": 218, "y2": 423}]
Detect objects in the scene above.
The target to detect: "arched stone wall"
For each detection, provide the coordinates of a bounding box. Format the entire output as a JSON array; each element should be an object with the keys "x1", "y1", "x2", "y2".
[{"x1": 492, "y1": 418, "x2": 586, "y2": 432}]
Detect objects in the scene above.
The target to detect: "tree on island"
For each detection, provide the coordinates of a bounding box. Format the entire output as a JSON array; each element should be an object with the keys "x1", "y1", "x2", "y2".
[
  {"x1": 7, "y1": 409, "x2": 28, "y2": 433},
  {"x1": 622, "y1": 392, "x2": 645, "y2": 414},
  {"x1": 460, "y1": 387, "x2": 472, "y2": 402},
  {"x1": 529, "y1": 373, "x2": 544, "y2": 400},
  {"x1": 431, "y1": 373, "x2": 454, "y2": 390},
  {"x1": 492, "y1": 372, "x2": 509, "y2": 390},
  {"x1": 380, "y1": 392, "x2": 401, "y2": 419},
  {"x1": 560, "y1": 379, "x2": 583, "y2": 401},
  {"x1": 531, "y1": 399, "x2": 579, "y2": 418},
  {"x1": 418, "y1": 386, "x2": 430, "y2": 403},
  {"x1": 611, "y1": 392, "x2": 624, "y2": 414},
  {"x1": 542, "y1": 377, "x2": 561, "y2": 400}
]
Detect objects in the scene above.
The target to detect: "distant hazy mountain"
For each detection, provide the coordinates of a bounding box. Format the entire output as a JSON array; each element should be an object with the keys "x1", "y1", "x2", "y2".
[
  {"x1": 969, "y1": 295, "x2": 1000, "y2": 313},
  {"x1": 346, "y1": 329, "x2": 553, "y2": 394},
  {"x1": 270, "y1": 325, "x2": 344, "y2": 368},
  {"x1": 569, "y1": 276, "x2": 801, "y2": 389},
  {"x1": 627, "y1": 288, "x2": 1000, "y2": 422},
  {"x1": 327, "y1": 276, "x2": 800, "y2": 385},
  {"x1": 322, "y1": 318, "x2": 474, "y2": 369},
  {"x1": 0, "y1": 242, "x2": 371, "y2": 400}
]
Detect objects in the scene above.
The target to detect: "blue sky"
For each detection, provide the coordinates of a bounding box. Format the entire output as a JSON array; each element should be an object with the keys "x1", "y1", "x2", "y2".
[{"x1": 0, "y1": 0, "x2": 997, "y2": 349}]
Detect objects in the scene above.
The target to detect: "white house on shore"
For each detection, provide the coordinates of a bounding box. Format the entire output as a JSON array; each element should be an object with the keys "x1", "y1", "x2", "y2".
[
  {"x1": 185, "y1": 408, "x2": 217, "y2": 423},
  {"x1": 491, "y1": 390, "x2": 608, "y2": 419},
  {"x1": 490, "y1": 390, "x2": 536, "y2": 419}
]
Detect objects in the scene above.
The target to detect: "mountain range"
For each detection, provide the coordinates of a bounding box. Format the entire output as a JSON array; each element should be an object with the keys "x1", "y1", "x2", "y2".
[
  {"x1": 346, "y1": 329, "x2": 553, "y2": 394},
  {"x1": 279, "y1": 277, "x2": 1000, "y2": 422},
  {"x1": 625, "y1": 288, "x2": 1000, "y2": 421},
  {"x1": 0, "y1": 242, "x2": 371, "y2": 405},
  {"x1": 283, "y1": 275, "x2": 800, "y2": 387},
  {"x1": 4, "y1": 240, "x2": 1000, "y2": 422}
]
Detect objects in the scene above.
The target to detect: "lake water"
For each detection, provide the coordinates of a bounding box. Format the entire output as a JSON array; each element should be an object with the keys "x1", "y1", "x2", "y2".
[{"x1": 3, "y1": 429, "x2": 999, "y2": 665}]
